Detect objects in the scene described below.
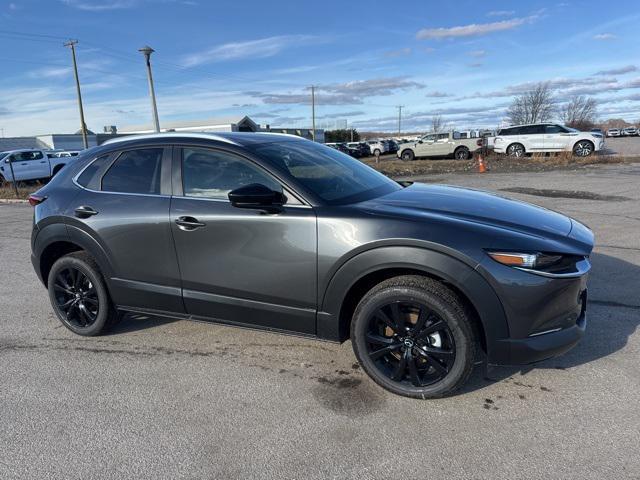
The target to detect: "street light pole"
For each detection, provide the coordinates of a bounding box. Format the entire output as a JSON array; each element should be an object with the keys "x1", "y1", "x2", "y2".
[
  {"x1": 396, "y1": 105, "x2": 404, "y2": 136},
  {"x1": 64, "y1": 39, "x2": 88, "y2": 149},
  {"x1": 310, "y1": 85, "x2": 316, "y2": 142},
  {"x1": 139, "y1": 46, "x2": 160, "y2": 133}
]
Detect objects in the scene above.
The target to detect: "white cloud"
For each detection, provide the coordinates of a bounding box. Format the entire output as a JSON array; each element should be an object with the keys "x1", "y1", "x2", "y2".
[
  {"x1": 182, "y1": 35, "x2": 322, "y2": 66},
  {"x1": 594, "y1": 33, "x2": 616, "y2": 40},
  {"x1": 487, "y1": 10, "x2": 515, "y2": 17},
  {"x1": 61, "y1": 0, "x2": 138, "y2": 10},
  {"x1": 416, "y1": 16, "x2": 536, "y2": 40},
  {"x1": 384, "y1": 48, "x2": 412, "y2": 58},
  {"x1": 595, "y1": 65, "x2": 637, "y2": 76},
  {"x1": 468, "y1": 49, "x2": 487, "y2": 57}
]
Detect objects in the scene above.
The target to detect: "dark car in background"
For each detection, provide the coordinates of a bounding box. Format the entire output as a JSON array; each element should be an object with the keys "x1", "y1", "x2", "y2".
[{"x1": 30, "y1": 132, "x2": 593, "y2": 398}]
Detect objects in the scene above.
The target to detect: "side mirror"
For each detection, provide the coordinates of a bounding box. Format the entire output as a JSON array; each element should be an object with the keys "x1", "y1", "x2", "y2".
[
  {"x1": 4, "y1": 157, "x2": 12, "y2": 163},
  {"x1": 228, "y1": 183, "x2": 285, "y2": 211},
  {"x1": 418, "y1": 140, "x2": 423, "y2": 144}
]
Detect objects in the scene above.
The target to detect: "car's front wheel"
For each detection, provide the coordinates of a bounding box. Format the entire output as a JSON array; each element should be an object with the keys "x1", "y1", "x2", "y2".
[
  {"x1": 454, "y1": 147, "x2": 470, "y2": 160},
  {"x1": 573, "y1": 140, "x2": 594, "y2": 157},
  {"x1": 351, "y1": 275, "x2": 476, "y2": 398},
  {"x1": 47, "y1": 252, "x2": 120, "y2": 336},
  {"x1": 400, "y1": 149, "x2": 415, "y2": 161}
]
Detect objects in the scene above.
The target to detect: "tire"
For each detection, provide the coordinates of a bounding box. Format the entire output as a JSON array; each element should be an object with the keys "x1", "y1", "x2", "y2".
[
  {"x1": 454, "y1": 147, "x2": 470, "y2": 160},
  {"x1": 373, "y1": 149, "x2": 381, "y2": 157},
  {"x1": 400, "y1": 149, "x2": 415, "y2": 161},
  {"x1": 351, "y1": 275, "x2": 476, "y2": 399},
  {"x1": 507, "y1": 143, "x2": 525, "y2": 157},
  {"x1": 47, "y1": 252, "x2": 120, "y2": 336},
  {"x1": 573, "y1": 140, "x2": 594, "y2": 157}
]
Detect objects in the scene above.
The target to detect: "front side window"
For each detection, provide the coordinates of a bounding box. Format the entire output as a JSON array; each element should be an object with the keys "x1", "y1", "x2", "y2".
[
  {"x1": 250, "y1": 140, "x2": 402, "y2": 205},
  {"x1": 14, "y1": 151, "x2": 44, "y2": 161},
  {"x1": 545, "y1": 125, "x2": 567, "y2": 134},
  {"x1": 101, "y1": 148, "x2": 163, "y2": 194},
  {"x1": 182, "y1": 148, "x2": 281, "y2": 199}
]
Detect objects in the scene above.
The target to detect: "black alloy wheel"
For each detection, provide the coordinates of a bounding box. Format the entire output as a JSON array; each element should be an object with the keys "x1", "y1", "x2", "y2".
[
  {"x1": 351, "y1": 275, "x2": 476, "y2": 398},
  {"x1": 52, "y1": 266, "x2": 100, "y2": 329},
  {"x1": 365, "y1": 301, "x2": 456, "y2": 387},
  {"x1": 47, "y1": 252, "x2": 120, "y2": 336}
]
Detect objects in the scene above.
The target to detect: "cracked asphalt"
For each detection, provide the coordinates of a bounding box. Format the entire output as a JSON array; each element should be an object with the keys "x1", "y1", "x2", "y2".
[{"x1": 1, "y1": 162, "x2": 639, "y2": 479}]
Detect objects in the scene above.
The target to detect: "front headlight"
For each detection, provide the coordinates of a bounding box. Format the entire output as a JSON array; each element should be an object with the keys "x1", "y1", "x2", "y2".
[{"x1": 487, "y1": 252, "x2": 563, "y2": 269}]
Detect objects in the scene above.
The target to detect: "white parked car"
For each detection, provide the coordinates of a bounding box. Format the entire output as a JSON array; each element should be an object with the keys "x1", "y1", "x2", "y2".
[
  {"x1": 493, "y1": 124, "x2": 604, "y2": 157},
  {"x1": 606, "y1": 128, "x2": 621, "y2": 137},
  {"x1": 622, "y1": 127, "x2": 638, "y2": 136},
  {"x1": 0, "y1": 149, "x2": 75, "y2": 183},
  {"x1": 365, "y1": 140, "x2": 387, "y2": 156}
]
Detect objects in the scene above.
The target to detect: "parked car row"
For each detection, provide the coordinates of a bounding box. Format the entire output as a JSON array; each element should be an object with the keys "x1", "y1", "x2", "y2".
[
  {"x1": 326, "y1": 139, "x2": 400, "y2": 158},
  {"x1": 0, "y1": 148, "x2": 79, "y2": 183},
  {"x1": 606, "y1": 127, "x2": 638, "y2": 137}
]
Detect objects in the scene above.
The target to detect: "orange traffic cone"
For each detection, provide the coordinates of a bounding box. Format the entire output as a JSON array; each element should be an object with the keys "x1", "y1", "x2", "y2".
[{"x1": 477, "y1": 154, "x2": 486, "y2": 173}]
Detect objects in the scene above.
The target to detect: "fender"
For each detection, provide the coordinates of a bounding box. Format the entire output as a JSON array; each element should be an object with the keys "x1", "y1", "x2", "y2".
[
  {"x1": 317, "y1": 245, "x2": 509, "y2": 362},
  {"x1": 34, "y1": 222, "x2": 116, "y2": 285}
]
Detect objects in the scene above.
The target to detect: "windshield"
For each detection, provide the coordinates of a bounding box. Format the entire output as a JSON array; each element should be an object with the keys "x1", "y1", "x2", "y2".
[{"x1": 250, "y1": 140, "x2": 402, "y2": 205}]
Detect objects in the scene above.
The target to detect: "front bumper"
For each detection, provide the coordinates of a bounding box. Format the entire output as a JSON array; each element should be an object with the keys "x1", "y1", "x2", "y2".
[
  {"x1": 492, "y1": 293, "x2": 587, "y2": 365},
  {"x1": 481, "y1": 256, "x2": 590, "y2": 365}
]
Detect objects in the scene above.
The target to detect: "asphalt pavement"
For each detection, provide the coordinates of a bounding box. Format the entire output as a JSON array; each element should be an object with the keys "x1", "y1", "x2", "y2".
[{"x1": 1, "y1": 162, "x2": 639, "y2": 479}]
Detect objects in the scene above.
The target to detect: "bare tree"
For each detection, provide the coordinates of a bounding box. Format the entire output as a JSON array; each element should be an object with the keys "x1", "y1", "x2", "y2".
[
  {"x1": 561, "y1": 96, "x2": 597, "y2": 130},
  {"x1": 431, "y1": 114, "x2": 444, "y2": 133},
  {"x1": 506, "y1": 82, "x2": 555, "y2": 125}
]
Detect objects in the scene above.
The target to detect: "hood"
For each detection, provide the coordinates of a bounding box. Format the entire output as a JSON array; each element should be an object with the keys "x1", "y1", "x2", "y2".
[{"x1": 357, "y1": 183, "x2": 573, "y2": 238}]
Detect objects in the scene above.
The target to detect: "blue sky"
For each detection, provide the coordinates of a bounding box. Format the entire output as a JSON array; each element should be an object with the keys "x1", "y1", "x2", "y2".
[{"x1": 1, "y1": 0, "x2": 639, "y2": 136}]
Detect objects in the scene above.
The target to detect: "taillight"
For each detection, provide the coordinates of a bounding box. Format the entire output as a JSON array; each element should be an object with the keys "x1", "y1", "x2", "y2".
[{"x1": 28, "y1": 194, "x2": 47, "y2": 206}]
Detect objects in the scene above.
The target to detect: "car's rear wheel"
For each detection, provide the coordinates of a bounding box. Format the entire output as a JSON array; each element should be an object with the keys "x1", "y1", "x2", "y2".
[
  {"x1": 47, "y1": 252, "x2": 120, "y2": 336},
  {"x1": 573, "y1": 140, "x2": 594, "y2": 157},
  {"x1": 400, "y1": 149, "x2": 415, "y2": 161},
  {"x1": 373, "y1": 149, "x2": 381, "y2": 156},
  {"x1": 351, "y1": 275, "x2": 476, "y2": 399},
  {"x1": 507, "y1": 143, "x2": 525, "y2": 157},
  {"x1": 454, "y1": 147, "x2": 470, "y2": 160}
]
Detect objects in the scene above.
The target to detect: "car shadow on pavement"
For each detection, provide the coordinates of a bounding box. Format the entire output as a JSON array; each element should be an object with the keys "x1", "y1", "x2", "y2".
[
  {"x1": 461, "y1": 252, "x2": 640, "y2": 394},
  {"x1": 108, "y1": 312, "x2": 179, "y2": 334}
]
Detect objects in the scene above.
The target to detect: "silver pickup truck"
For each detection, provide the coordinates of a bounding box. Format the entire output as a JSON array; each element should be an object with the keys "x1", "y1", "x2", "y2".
[
  {"x1": 0, "y1": 149, "x2": 74, "y2": 183},
  {"x1": 397, "y1": 132, "x2": 482, "y2": 161}
]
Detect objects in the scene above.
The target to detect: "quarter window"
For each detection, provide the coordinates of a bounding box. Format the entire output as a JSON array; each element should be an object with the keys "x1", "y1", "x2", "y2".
[
  {"x1": 101, "y1": 148, "x2": 163, "y2": 194},
  {"x1": 77, "y1": 154, "x2": 112, "y2": 189},
  {"x1": 182, "y1": 148, "x2": 281, "y2": 200}
]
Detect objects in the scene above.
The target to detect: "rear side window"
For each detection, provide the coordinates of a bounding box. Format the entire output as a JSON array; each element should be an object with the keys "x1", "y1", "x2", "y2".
[
  {"x1": 101, "y1": 148, "x2": 163, "y2": 194},
  {"x1": 520, "y1": 125, "x2": 545, "y2": 135},
  {"x1": 77, "y1": 154, "x2": 111, "y2": 189},
  {"x1": 498, "y1": 128, "x2": 517, "y2": 136}
]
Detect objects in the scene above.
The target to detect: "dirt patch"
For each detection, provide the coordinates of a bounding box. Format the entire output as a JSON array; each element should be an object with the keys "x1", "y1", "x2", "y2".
[
  {"x1": 312, "y1": 375, "x2": 386, "y2": 417},
  {"x1": 500, "y1": 187, "x2": 630, "y2": 202}
]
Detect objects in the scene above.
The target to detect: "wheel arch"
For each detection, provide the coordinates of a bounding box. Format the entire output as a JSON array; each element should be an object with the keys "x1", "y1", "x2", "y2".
[
  {"x1": 34, "y1": 223, "x2": 115, "y2": 287},
  {"x1": 317, "y1": 246, "x2": 509, "y2": 360},
  {"x1": 400, "y1": 148, "x2": 415, "y2": 159}
]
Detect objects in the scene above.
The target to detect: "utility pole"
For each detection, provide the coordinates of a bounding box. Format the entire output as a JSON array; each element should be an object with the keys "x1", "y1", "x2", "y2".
[
  {"x1": 139, "y1": 46, "x2": 160, "y2": 133},
  {"x1": 396, "y1": 105, "x2": 404, "y2": 136},
  {"x1": 64, "y1": 39, "x2": 88, "y2": 149},
  {"x1": 310, "y1": 85, "x2": 316, "y2": 142}
]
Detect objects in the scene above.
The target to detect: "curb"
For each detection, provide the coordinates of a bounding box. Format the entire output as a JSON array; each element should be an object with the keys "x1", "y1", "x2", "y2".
[{"x1": 0, "y1": 198, "x2": 29, "y2": 204}]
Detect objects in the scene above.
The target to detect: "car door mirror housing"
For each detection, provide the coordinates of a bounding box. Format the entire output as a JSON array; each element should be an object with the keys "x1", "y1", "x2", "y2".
[{"x1": 228, "y1": 183, "x2": 285, "y2": 210}]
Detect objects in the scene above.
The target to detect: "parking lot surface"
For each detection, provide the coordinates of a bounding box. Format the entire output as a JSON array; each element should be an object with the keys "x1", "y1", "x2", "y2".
[
  {"x1": 602, "y1": 136, "x2": 640, "y2": 156},
  {"x1": 1, "y1": 163, "x2": 639, "y2": 479}
]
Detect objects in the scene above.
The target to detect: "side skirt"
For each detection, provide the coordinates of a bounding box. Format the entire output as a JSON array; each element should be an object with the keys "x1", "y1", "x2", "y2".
[{"x1": 115, "y1": 305, "x2": 337, "y2": 343}]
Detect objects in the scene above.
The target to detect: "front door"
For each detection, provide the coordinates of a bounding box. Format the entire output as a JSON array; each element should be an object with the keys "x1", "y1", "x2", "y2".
[{"x1": 170, "y1": 147, "x2": 317, "y2": 334}]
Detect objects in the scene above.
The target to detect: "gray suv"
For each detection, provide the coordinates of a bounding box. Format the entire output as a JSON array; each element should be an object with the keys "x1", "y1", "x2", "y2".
[{"x1": 30, "y1": 133, "x2": 593, "y2": 398}]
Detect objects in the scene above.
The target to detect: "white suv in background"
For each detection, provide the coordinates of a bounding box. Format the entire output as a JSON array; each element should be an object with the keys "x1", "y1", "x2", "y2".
[
  {"x1": 493, "y1": 124, "x2": 604, "y2": 157},
  {"x1": 365, "y1": 140, "x2": 387, "y2": 156}
]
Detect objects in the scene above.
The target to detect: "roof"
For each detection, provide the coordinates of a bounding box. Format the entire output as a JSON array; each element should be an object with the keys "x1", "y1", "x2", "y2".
[
  {"x1": 119, "y1": 115, "x2": 259, "y2": 133},
  {"x1": 101, "y1": 131, "x2": 307, "y2": 147},
  {"x1": 0, "y1": 137, "x2": 48, "y2": 151}
]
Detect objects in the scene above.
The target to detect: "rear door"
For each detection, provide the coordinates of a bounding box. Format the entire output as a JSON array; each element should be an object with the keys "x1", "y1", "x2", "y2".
[
  {"x1": 169, "y1": 146, "x2": 317, "y2": 334},
  {"x1": 67, "y1": 146, "x2": 184, "y2": 313},
  {"x1": 520, "y1": 125, "x2": 545, "y2": 151}
]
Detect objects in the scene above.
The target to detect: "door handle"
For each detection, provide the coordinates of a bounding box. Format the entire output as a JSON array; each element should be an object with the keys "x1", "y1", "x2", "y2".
[
  {"x1": 74, "y1": 206, "x2": 98, "y2": 218},
  {"x1": 40, "y1": 160, "x2": 47, "y2": 163},
  {"x1": 20, "y1": 162, "x2": 28, "y2": 166},
  {"x1": 175, "y1": 216, "x2": 206, "y2": 231}
]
